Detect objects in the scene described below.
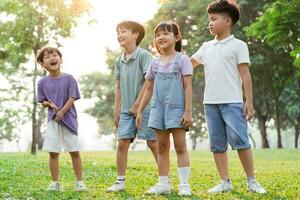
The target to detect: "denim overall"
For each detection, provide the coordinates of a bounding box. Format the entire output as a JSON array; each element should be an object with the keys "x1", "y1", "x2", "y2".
[{"x1": 148, "y1": 52, "x2": 186, "y2": 130}]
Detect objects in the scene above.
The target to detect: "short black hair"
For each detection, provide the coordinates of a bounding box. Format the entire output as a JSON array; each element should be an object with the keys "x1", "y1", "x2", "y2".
[
  {"x1": 116, "y1": 21, "x2": 145, "y2": 46},
  {"x1": 36, "y1": 47, "x2": 62, "y2": 64},
  {"x1": 207, "y1": 0, "x2": 240, "y2": 25},
  {"x1": 154, "y1": 22, "x2": 182, "y2": 54}
]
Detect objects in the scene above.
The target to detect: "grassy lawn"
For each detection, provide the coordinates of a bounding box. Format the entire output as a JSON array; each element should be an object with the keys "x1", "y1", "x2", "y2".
[{"x1": 0, "y1": 149, "x2": 299, "y2": 199}]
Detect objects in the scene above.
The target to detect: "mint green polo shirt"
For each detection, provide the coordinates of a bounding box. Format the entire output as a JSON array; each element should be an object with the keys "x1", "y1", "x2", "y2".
[{"x1": 115, "y1": 47, "x2": 152, "y2": 113}]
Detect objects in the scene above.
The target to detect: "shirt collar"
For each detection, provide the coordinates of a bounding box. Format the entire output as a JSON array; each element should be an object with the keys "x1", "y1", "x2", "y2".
[
  {"x1": 121, "y1": 47, "x2": 140, "y2": 63},
  {"x1": 212, "y1": 35, "x2": 235, "y2": 45}
]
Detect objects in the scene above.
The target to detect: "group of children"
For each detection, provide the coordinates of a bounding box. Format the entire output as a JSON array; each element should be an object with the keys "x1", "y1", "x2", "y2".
[{"x1": 37, "y1": 0, "x2": 266, "y2": 196}]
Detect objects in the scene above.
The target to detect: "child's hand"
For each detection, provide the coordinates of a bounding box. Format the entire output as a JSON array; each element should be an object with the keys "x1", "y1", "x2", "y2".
[
  {"x1": 49, "y1": 101, "x2": 59, "y2": 113},
  {"x1": 129, "y1": 103, "x2": 139, "y2": 118},
  {"x1": 135, "y1": 112, "x2": 143, "y2": 130},
  {"x1": 114, "y1": 112, "x2": 120, "y2": 128},
  {"x1": 54, "y1": 110, "x2": 64, "y2": 122},
  {"x1": 180, "y1": 111, "x2": 193, "y2": 129},
  {"x1": 244, "y1": 101, "x2": 255, "y2": 121}
]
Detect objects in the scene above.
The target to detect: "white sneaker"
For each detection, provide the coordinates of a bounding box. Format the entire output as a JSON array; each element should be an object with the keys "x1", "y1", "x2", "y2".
[
  {"x1": 76, "y1": 181, "x2": 86, "y2": 192},
  {"x1": 207, "y1": 180, "x2": 233, "y2": 193},
  {"x1": 47, "y1": 182, "x2": 60, "y2": 191},
  {"x1": 107, "y1": 181, "x2": 125, "y2": 192},
  {"x1": 247, "y1": 179, "x2": 266, "y2": 194},
  {"x1": 146, "y1": 182, "x2": 173, "y2": 195},
  {"x1": 178, "y1": 184, "x2": 191, "y2": 196}
]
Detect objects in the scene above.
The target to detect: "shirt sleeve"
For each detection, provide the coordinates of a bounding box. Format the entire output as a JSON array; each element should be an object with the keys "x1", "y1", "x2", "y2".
[
  {"x1": 237, "y1": 42, "x2": 251, "y2": 65},
  {"x1": 142, "y1": 51, "x2": 153, "y2": 75},
  {"x1": 37, "y1": 80, "x2": 46, "y2": 103},
  {"x1": 114, "y1": 59, "x2": 120, "y2": 80},
  {"x1": 180, "y1": 55, "x2": 193, "y2": 76},
  {"x1": 68, "y1": 75, "x2": 81, "y2": 100},
  {"x1": 145, "y1": 60, "x2": 155, "y2": 80},
  {"x1": 191, "y1": 42, "x2": 206, "y2": 64}
]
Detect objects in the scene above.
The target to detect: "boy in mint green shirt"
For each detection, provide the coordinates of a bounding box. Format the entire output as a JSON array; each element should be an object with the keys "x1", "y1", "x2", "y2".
[{"x1": 107, "y1": 21, "x2": 158, "y2": 192}]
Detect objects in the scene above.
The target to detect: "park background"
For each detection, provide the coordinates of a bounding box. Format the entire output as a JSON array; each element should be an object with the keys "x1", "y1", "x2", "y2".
[{"x1": 0, "y1": 0, "x2": 299, "y2": 199}]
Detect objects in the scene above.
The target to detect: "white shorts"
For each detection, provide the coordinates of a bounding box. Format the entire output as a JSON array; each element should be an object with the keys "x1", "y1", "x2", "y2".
[{"x1": 42, "y1": 120, "x2": 79, "y2": 153}]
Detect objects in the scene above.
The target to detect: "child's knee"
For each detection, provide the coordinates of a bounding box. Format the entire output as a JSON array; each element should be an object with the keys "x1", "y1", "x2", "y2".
[
  {"x1": 147, "y1": 140, "x2": 157, "y2": 149},
  {"x1": 49, "y1": 152, "x2": 59, "y2": 159},
  {"x1": 158, "y1": 141, "x2": 170, "y2": 154},
  {"x1": 69, "y1": 151, "x2": 80, "y2": 158},
  {"x1": 117, "y1": 139, "x2": 131, "y2": 152},
  {"x1": 174, "y1": 144, "x2": 187, "y2": 155}
]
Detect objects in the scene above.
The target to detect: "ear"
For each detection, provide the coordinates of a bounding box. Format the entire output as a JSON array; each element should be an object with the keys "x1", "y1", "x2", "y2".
[
  {"x1": 175, "y1": 34, "x2": 181, "y2": 42},
  {"x1": 133, "y1": 32, "x2": 139, "y2": 39},
  {"x1": 225, "y1": 16, "x2": 233, "y2": 26}
]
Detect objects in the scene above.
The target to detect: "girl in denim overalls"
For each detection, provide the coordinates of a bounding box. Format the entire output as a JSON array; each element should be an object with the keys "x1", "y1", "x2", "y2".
[{"x1": 136, "y1": 22, "x2": 193, "y2": 196}]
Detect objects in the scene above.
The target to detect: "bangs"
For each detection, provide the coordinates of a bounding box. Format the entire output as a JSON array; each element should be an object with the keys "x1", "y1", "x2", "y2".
[{"x1": 154, "y1": 23, "x2": 173, "y2": 35}]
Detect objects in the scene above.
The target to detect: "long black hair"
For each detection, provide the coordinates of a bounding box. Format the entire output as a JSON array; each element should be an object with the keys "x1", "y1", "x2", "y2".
[{"x1": 154, "y1": 22, "x2": 182, "y2": 54}]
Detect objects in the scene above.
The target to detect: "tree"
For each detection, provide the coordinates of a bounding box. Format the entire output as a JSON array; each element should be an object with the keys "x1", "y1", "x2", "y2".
[
  {"x1": 246, "y1": 0, "x2": 300, "y2": 148},
  {"x1": 0, "y1": 0, "x2": 90, "y2": 154}
]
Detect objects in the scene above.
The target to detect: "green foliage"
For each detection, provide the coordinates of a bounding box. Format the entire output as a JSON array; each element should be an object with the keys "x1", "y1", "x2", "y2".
[
  {"x1": 79, "y1": 71, "x2": 115, "y2": 136},
  {"x1": 0, "y1": 150, "x2": 299, "y2": 199},
  {"x1": 246, "y1": 0, "x2": 300, "y2": 69}
]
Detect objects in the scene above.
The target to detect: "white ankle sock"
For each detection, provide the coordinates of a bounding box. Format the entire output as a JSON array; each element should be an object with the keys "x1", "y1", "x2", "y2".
[
  {"x1": 178, "y1": 167, "x2": 190, "y2": 185},
  {"x1": 158, "y1": 176, "x2": 169, "y2": 185},
  {"x1": 117, "y1": 176, "x2": 125, "y2": 183}
]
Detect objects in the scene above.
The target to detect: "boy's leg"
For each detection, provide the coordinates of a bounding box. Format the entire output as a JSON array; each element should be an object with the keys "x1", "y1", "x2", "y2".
[
  {"x1": 204, "y1": 104, "x2": 233, "y2": 193},
  {"x1": 116, "y1": 139, "x2": 131, "y2": 176},
  {"x1": 237, "y1": 148, "x2": 254, "y2": 177},
  {"x1": 147, "y1": 140, "x2": 158, "y2": 163},
  {"x1": 213, "y1": 152, "x2": 229, "y2": 181},
  {"x1": 69, "y1": 151, "x2": 83, "y2": 180},
  {"x1": 49, "y1": 152, "x2": 59, "y2": 181}
]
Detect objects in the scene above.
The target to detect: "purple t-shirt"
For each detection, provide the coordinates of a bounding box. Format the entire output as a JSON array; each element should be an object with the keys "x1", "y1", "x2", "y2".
[
  {"x1": 146, "y1": 52, "x2": 193, "y2": 80},
  {"x1": 37, "y1": 73, "x2": 80, "y2": 135}
]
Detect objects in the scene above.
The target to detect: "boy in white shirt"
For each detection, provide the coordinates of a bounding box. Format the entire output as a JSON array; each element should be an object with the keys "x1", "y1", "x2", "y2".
[{"x1": 191, "y1": 0, "x2": 266, "y2": 194}]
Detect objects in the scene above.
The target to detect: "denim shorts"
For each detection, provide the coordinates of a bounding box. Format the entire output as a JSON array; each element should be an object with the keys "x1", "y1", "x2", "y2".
[
  {"x1": 117, "y1": 110, "x2": 156, "y2": 141},
  {"x1": 204, "y1": 103, "x2": 251, "y2": 153},
  {"x1": 148, "y1": 101, "x2": 185, "y2": 131}
]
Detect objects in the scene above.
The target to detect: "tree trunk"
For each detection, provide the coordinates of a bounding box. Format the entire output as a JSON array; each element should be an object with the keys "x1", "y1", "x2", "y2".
[
  {"x1": 274, "y1": 99, "x2": 283, "y2": 148},
  {"x1": 295, "y1": 115, "x2": 300, "y2": 148},
  {"x1": 31, "y1": 59, "x2": 38, "y2": 155},
  {"x1": 248, "y1": 133, "x2": 256, "y2": 149},
  {"x1": 257, "y1": 114, "x2": 270, "y2": 148},
  {"x1": 37, "y1": 71, "x2": 46, "y2": 150},
  {"x1": 191, "y1": 133, "x2": 197, "y2": 150}
]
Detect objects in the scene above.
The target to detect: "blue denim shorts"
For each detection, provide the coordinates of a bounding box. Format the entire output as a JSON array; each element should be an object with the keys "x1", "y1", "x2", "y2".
[
  {"x1": 204, "y1": 103, "x2": 251, "y2": 153},
  {"x1": 117, "y1": 110, "x2": 156, "y2": 141}
]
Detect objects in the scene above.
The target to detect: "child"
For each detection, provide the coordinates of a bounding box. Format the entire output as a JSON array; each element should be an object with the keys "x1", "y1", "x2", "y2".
[
  {"x1": 136, "y1": 22, "x2": 193, "y2": 196},
  {"x1": 107, "y1": 21, "x2": 158, "y2": 192},
  {"x1": 190, "y1": 0, "x2": 266, "y2": 194},
  {"x1": 36, "y1": 47, "x2": 86, "y2": 191}
]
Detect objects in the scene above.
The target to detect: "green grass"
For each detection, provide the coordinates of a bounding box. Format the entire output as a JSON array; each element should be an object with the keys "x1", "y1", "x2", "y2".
[{"x1": 0, "y1": 150, "x2": 299, "y2": 200}]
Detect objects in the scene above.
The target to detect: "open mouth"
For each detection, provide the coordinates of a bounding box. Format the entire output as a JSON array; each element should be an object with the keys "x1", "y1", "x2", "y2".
[
  {"x1": 50, "y1": 61, "x2": 58, "y2": 66},
  {"x1": 118, "y1": 38, "x2": 125, "y2": 43}
]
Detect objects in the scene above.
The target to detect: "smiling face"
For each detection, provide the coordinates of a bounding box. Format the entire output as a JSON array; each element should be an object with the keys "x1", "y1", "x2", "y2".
[
  {"x1": 155, "y1": 29, "x2": 178, "y2": 52},
  {"x1": 116, "y1": 27, "x2": 139, "y2": 48},
  {"x1": 41, "y1": 50, "x2": 62, "y2": 73}
]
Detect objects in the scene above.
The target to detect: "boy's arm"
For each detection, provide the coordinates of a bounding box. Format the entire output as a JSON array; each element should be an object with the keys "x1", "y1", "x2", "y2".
[
  {"x1": 136, "y1": 79, "x2": 153, "y2": 129},
  {"x1": 190, "y1": 58, "x2": 201, "y2": 68},
  {"x1": 129, "y1": 78, "x2": 147, "y2": 116},
  {"x1": 54, "y1": 97, "x2": 75, "y2": 122},
  {"x1": 181, "y1": 75, "x2": 193, "y2": 128},
  {"x1": 238, "y1": 63, "x2": 255, "y2": 121},
  {"x1": 114, "y1": 80, "x2": 121, "y2": 128},
  {"x1": 41, "y1": 100, "x2": 59, "y2": 113}
]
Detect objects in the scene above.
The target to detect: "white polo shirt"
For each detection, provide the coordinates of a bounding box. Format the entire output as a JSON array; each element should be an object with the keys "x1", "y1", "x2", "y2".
[{"x1": 192, "y1": 35, "x2": 250, "y2": 104}]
